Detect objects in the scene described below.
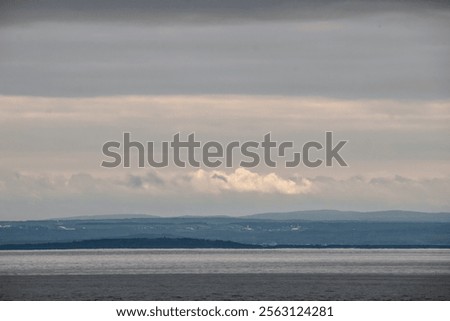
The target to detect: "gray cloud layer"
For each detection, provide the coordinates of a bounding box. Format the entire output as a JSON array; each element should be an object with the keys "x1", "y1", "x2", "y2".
[
  {"x1": 2, "y1": 1, "x2": 449, "y2": 25},
  {"x1": 0, "y1": 1, "x2": 449, "y2": 98},
  {"x1": 1, "y1": 168, "x2": 449, "y2": 220}
]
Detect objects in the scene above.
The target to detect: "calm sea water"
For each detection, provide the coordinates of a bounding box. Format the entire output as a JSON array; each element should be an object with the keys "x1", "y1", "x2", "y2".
[
  {"x1": 1, "y1": 249, "x2": 450, "y2": 300},
  {"x1": 1, "y1": 249, "x2": 449, "y2": 275}
]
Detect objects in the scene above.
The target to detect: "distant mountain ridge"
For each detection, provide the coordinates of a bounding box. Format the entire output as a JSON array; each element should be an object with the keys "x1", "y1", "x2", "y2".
[
  {"x1": 60, "y1": 214, "x2": 160, "y2": 220},
  {"x1": 246, "y1": 210, "x2": 450, "y2": 222},
  {"x1": 53, "y1": 210, "x2": 450, "y2": 223}
]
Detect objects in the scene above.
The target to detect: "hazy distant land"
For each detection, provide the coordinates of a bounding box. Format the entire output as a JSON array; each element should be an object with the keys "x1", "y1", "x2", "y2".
[{"x1": 1, "y1": 210, "x2": 449, "y2": 249}]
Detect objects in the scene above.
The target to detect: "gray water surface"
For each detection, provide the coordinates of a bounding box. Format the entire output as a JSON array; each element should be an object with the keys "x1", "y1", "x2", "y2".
[{"x1": 1, "y1": 249, "x2": 449, "y2": 275}]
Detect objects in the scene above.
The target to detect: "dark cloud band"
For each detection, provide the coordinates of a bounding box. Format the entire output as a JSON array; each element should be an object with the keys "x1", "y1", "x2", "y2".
[{"x1": 1, "y1": 0, "x2": 448, "y2": 26}]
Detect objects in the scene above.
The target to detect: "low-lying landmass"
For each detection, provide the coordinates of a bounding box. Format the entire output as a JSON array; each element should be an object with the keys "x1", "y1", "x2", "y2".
[
  {"x1": 0, "y1": 237, "x2": 449, "y2": 250},
  {"x1": 0, "y1": 237, "x2": 260, "y2": 250}
]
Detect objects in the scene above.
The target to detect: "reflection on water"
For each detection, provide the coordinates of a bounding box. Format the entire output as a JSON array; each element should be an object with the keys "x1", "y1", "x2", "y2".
[{"x1": 1, "y1": 249, "x2": 449, "y2": 275}]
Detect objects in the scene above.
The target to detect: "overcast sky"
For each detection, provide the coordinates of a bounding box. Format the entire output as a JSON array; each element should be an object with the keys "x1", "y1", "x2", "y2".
[{"x1": 0, "y1": 0, "x2": 449, "y2": 220}]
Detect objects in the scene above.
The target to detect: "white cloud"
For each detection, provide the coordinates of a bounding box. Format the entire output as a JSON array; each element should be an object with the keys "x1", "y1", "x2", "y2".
[{"x1": 187, "y1": 168, "x2": 312, "y2": 195}]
